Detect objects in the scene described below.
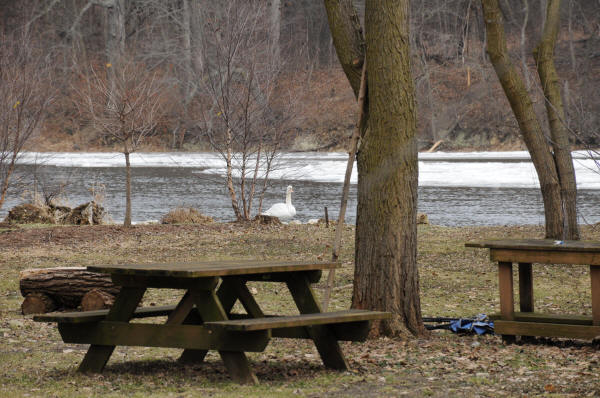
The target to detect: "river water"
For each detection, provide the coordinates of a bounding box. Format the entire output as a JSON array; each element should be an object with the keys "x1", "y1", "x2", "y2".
[{"x1": 2, "y1": 151, "x2": 599, "y2": 226}]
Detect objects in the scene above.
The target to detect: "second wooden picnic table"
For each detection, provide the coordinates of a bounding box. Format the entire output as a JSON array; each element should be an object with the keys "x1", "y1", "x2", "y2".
[
  {"x1": 466, "y1": 239, "x2": 600, "y2": 342},
  {"x1": 35, "y1": 260, "x2": 390, "y2": 384}
]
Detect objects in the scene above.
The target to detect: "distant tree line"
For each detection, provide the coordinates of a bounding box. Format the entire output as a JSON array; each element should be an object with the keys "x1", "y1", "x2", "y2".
[{"x1": 0, "y1": 0, "x2": 597, "y2": 150}]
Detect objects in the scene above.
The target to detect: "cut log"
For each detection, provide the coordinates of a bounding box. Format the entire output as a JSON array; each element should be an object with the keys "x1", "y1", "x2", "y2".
[
  {"x1": 19, "y1": 267, "x2": 120, "y2": 309},
  {"x1": 21, "y1": 292, "x2": 57, "y2": 315},
  {"x1": 81, "y1": 289, "x2": 115, "y2": 311}
]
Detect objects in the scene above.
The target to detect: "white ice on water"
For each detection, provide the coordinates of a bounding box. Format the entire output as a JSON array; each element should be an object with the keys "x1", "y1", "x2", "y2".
[{"x1": 16, "y1": 151, "x2": 600, "y2": 189}]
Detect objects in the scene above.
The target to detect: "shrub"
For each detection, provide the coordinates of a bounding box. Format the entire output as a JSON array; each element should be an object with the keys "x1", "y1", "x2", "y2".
[{"x1": 161, "y1": 207, "x2": 213, "y2": 225}]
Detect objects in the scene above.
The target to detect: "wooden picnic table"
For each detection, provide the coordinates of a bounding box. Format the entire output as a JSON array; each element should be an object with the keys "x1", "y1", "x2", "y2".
[
  {"x1": 34, "y1": 260, "x2": 390, "y2": 384},
  {"x1": 466, "y1": 239, "x2": 600, "y2": 342}
]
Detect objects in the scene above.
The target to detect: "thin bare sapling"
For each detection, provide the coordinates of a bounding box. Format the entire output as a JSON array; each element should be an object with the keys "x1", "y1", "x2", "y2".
[{"x1": 75, "y1": 58, "x2": 169, "y2": 225}]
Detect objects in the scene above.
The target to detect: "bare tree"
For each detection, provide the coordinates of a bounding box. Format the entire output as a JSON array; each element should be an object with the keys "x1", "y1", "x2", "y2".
[
  {"x1": 0, "y1": 28, "x2": 54, "y2": 211},
  {"x1": 76, "y1": 58, "x2": 169, "y2": 225},
  {"x1": 193, "y1": 0, "x2": 298, "y2": 221}
]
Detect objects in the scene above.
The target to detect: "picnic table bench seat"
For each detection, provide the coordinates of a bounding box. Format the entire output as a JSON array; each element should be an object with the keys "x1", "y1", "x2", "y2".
[
  {"x1": 34, "y1": 305, "x2": 177, "y2": 323},
  {"x1": 204, "y1": 309, "x2": 391, "y2": 331},
  {"x1": 34, "y1": 307, "x2": 391, "y2": 342}
]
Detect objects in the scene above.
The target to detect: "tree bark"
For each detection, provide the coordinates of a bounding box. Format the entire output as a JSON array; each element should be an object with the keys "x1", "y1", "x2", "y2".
[
  {"x1": 323, "y1": 0, "x2": 365, "y2": 97},
  {"x1": 351, "y1": 0, "x2": 426, "y2": 337},
  {"x1": 533, "y1": 0, "x2": 579, "y2": 240},
  {"x1": 481, "y1": 0, "x2": 565, "y2": 239},
  {"x1": 20, "y1": 267, "x2": 120, "y2": 310}
]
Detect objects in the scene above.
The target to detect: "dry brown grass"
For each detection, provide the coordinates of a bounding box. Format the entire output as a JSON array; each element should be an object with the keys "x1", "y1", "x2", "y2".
[{"x1": 160, "y1": 207, "x2": 213, "y2": 225}]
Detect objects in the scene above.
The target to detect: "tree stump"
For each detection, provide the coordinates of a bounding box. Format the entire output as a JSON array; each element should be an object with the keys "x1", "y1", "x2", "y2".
[
  {"x1": 19, "y1": 267, "x2": 120, "y2": 313},
  {"x1": 81, "y1": 289, "x2": 115, "y2": 311}
]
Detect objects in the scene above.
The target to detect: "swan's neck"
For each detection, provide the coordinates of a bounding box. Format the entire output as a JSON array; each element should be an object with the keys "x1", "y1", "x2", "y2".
[{"x1": 286, "y1": 191, "x2": 292, "y2": 205}]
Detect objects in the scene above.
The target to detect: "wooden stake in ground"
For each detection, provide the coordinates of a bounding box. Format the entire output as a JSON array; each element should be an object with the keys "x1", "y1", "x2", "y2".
[{"x1": 322, "y1": 61, "x2": 368, "y2": 311}]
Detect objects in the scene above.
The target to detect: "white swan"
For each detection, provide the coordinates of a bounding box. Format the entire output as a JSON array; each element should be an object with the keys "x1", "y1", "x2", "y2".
[{"x1": 262, "y1": 185, "x2": 296, "y2": 220}]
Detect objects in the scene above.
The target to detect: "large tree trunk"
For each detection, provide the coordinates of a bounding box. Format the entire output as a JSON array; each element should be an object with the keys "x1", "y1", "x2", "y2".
[
  {"x1": 533, "y1": 0, "x2": 579, "y2": 240},
  {"x1": 350, "y1": 0, "x2": 425, "y2": 338},
  {"x1": 481, "y1": 0, "x2": 565, "y2": 239},
  {"x1": 324, "y1": 0, "x2": 426, "y2": 337}
]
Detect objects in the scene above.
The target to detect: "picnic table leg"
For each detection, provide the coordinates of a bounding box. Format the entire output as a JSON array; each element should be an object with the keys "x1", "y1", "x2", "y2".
[
  {"x1": 498, "y1": 262, "x2": 516, "y2": 344},
  {"x1": 178, "y1": 278, "x2": 240, "y2": 364},
  {"x1": 518, "y1": 263, "x2": 534, "y2": 312},
  {"x1": 78, "y1": 286, "x2": 146, "y2": 373},
  {"x1": 286, "y1": 275, "x2": 349, "y2": 370},
  {"x1": 171, "y1": 291, "x2": 208, "y2": 364},
  {"x1": 166, "y1": 291, "x2": 196, "y2": 325},
  {"x1": 190, "y1": 288, "x2": 258, "y2": 384},
  {"x1": 590, "y1": 266, "x2": 600, "y2": 326},
  {"x1": 228, "y1": 277, "x2": 264, "y2": 318}
]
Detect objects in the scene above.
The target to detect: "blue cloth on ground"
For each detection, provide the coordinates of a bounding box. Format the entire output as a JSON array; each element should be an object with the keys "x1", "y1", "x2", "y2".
[{"x1": 449, "y1": 314, "x2": 494, "y2": 335}]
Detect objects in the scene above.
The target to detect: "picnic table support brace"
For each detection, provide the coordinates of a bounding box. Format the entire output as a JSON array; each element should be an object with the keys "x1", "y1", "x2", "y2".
[
  {"x1": 287, "y1": 275, "x2": 348, "y2": 370},
  {"x1": 178, "y1": 278, "x2": 239, "y2": 364},
  {"x1": 191, "y1": 287, "x2": 258, "y2": 384},
  {"x1": 78, "y1": 286, "x2": 146, "y2": 373}
]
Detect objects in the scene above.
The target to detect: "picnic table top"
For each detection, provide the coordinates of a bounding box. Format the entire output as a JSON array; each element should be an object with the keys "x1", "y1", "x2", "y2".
[
  {"x1": 87, "y1": 260, "x2": 340, "y2": 278},
  {"x1": 465, "y1": 239, "x2": 600, "y2": 252}
]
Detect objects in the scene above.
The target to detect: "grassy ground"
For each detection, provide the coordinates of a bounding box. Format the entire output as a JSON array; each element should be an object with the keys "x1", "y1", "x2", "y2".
[{"x1": 2, "y1": 222, "x2": 600, "y2": 397}]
